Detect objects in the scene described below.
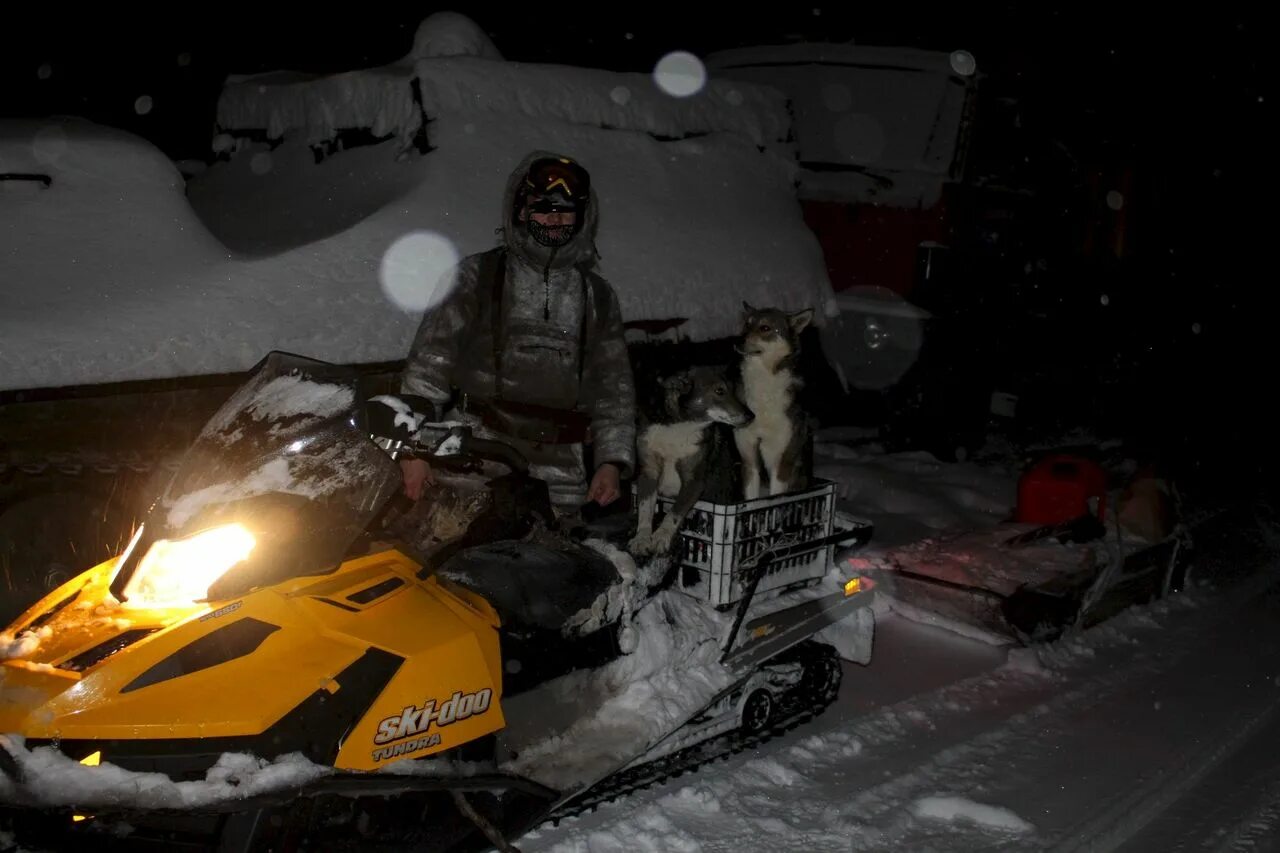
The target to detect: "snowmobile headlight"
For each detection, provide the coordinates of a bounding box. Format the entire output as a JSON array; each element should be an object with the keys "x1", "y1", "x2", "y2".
[
  {"x1": 119, "y1": 524, "x2": 256, "y2": 610},
  {"x1": 844, "y1": 577, "x2": 863, "y2": 596}
]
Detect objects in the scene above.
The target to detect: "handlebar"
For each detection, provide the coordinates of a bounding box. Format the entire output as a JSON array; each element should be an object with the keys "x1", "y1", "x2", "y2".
[
  {"x1": 418, "y1": 426, "x2": 529, "y2": 474},
  {"x1": 365, "y1": 395, "x2": 529, "y2": 475}
]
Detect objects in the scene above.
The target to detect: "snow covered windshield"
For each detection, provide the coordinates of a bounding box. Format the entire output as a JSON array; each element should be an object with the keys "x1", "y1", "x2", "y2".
[{"x1": 118, "y1": 353, "x2": 401, "y2": 600}]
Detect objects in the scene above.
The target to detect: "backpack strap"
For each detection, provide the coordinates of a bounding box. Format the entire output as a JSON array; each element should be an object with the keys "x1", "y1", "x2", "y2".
[
  {"x1": 477, "y1": 246, "x2": 507, "y2": 397},
  {"x1": 577, "y1": 264, "x2": 612, "y2": 389}
]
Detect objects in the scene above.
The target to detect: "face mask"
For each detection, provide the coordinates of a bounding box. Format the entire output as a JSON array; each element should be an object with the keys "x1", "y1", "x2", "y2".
[{"x1": 527, "y1": 217, "x2": 576, "y2": 247}]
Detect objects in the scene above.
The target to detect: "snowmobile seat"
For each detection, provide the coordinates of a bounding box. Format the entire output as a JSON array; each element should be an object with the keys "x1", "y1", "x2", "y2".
[
  {"x1": 438, "y1": 540, "x2": 623, "y2": 634},
  {"x1": 560, "y1": 495, "x2": 635, "y2": 545}
]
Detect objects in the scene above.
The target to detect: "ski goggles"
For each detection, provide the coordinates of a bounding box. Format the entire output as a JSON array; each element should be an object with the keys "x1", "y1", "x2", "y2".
[
  {"x1": 525, "y1": 195, "x2": 580, "y2": 215},
  {"x1": 522, "y1": 157, "x2": 590, "y2": 202}
]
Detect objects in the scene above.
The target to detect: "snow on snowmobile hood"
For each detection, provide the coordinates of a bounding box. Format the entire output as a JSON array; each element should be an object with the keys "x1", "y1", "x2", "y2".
[
  {"x1": 501, "y1": 149, "x2": 601, "y2": 271},
  {"x1": 108, "y1": 353, "x2": 403, "y2": 606}
]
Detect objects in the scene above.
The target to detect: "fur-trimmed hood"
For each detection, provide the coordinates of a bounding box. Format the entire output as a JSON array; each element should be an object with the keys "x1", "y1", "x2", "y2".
[{"x1": 501, "y1": 149, "x2": 601, "y2": 270}]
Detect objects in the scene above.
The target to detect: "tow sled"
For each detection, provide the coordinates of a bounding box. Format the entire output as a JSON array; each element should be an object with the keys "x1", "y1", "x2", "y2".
[{"x1": 858, "y1": 452, "x2": 1229, "y2": 644}]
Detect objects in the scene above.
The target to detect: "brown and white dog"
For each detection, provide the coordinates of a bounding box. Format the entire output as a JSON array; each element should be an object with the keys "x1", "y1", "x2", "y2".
[{"x1": 734, "y1": 303, "x2": 814, "y2": 499}]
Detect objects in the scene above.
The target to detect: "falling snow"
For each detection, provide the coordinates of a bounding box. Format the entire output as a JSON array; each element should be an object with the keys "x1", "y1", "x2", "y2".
[
  {"x1": 249, "y1": 152, "x2": 275, "y2": 176},
  {"x1": 822, "y1": 83, "x2": 853, "y2": 112},
  {"x1": 379, "y1": 231, "x2": 462, "y2": 313},
  {"x1": 653, "y1": 52, "x2": 707, "y2": 98},
  {"x1": 949, "y1": 50, "x2": 977, "y2": 76}
]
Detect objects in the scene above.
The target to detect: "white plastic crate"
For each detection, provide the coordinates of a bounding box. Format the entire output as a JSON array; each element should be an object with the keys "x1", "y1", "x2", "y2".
[{"x1": 656, "y1": 480, "x2": 839, "y2": 608}]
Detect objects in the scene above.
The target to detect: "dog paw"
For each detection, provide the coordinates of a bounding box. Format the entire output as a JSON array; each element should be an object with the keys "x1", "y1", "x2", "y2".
[
  {"x1": 652, "y1": 522, "x2": 678, "y2": 555},
  {"x1": 628, "y1": 533, "x2": 653, "y2": 555}
]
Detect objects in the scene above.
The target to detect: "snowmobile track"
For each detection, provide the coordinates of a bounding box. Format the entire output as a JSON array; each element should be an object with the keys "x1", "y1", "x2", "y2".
[{"x1": 545, "y1": 641, "x2": 842, "y2": 824}]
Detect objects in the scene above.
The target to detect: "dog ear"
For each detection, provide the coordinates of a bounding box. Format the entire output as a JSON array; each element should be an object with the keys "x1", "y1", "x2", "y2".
[
  {"x1": 742, "y1": 301, "x2": 757, "y2": 319},
  {"x1": 788, "y1": 308, "x2": 814, "y2": 333},
  {"x1": 661, "y1": 372, "x2": 693, "y2": 395}
]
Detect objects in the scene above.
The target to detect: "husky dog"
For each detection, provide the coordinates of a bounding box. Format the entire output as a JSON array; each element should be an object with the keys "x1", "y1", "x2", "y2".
[
  {"x1": 629, "y1": 366, "x2": 753, "y2": 556},
  {"x1": 734, "y1": 302, "x2": 814, "y2": 499}
]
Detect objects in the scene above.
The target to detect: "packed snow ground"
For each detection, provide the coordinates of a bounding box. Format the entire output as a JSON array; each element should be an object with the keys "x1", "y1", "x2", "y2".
[
  {"x1": 522, "y1": 522, "x2": 1280, "y2": 852},
  {"x1": 3, "y1": 433, "x2": 1275, "y2": 853}
]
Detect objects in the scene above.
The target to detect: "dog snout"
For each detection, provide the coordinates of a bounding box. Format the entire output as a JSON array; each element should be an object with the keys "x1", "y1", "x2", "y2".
[{"x1": 707, "y1": 406, "x2": 753, "y2": 427}]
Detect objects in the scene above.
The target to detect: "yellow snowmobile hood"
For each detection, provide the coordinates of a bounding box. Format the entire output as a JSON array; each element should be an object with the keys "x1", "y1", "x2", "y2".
[{"x1": 0, "y1": 546, "x2": 504, "y2": 772}]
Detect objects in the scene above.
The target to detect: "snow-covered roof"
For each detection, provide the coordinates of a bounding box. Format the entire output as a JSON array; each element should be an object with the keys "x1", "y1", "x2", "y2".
[
  {"x1": 212, "y1": 9, "x2": 792, "y2": 155},
  {"x1": 403, "y1": 10, "x2": 503, "y2": 62},
  {"x1": 216, "y1": 66, "x2": 422, "y2": 149},
  {"x1": 410, "y1": 57, "x2": 790, "y2": 147},
  {"x1": 216, "y1": 56, "x2": 791, "y2": 154}
]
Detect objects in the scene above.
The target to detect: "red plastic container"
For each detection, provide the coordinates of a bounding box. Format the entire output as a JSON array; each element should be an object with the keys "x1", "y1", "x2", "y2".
[{"x1": 1014, "y1": 454, "x2": 1108, "y2": 525}]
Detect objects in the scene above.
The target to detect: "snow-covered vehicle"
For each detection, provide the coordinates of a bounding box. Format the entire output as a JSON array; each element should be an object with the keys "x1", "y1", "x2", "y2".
[
  {"x1": 0, "y1": 13, "x2": 836, "y2": 625},
  {"x1": 0, "y1": 352, "x2": 876, "y2": 851}
]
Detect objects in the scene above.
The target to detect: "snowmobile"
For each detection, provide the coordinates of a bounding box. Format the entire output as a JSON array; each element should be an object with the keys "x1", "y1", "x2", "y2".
[{"x1": 0, "y1": 352, "x2": 876, "y2": 852}]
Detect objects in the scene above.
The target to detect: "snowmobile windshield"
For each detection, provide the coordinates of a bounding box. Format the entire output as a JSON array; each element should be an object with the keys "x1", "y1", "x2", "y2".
[{"x1": 109, "y1": 352, "x2": 402, "y2": 607}]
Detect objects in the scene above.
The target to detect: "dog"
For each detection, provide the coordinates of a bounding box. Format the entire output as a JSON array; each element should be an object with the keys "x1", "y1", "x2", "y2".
[
  {"x1": 734, "y1": 302, "x2": 814, "y2": 499},
  {"x1": 629, "y1": 365, "x2": 753, "y2": 556}
]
